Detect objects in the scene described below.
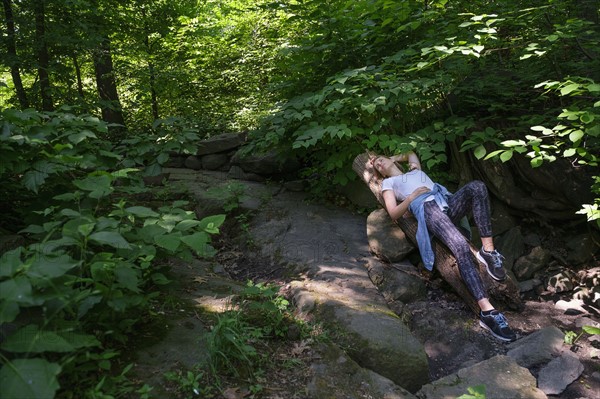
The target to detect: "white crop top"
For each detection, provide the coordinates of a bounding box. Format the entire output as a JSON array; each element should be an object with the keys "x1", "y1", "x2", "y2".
[{"x1": 381, "y1": 170, "x2": 435, "y2": 201}]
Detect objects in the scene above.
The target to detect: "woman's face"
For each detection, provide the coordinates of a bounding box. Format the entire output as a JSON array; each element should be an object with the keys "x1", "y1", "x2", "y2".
[{"x1": 373, "y1": 156, "x2": 394, "y2": 177}]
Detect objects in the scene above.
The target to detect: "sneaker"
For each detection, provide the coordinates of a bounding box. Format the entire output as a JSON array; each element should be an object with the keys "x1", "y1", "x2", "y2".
[
  {"x1": 476, "y1": 249, "x2": 506, "y2": 281},
  {"x1": 479, "y1": 310, "x2": 517, "y2": 342}
]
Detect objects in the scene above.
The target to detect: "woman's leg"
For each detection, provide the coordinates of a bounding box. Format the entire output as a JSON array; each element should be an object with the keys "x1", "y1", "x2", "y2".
[
  {"x1": 423, "y1": 202, "x2": 487, "y2": 301},
  {"x1": 445, "y1": 180, "x2": 493, "y2": 245}
]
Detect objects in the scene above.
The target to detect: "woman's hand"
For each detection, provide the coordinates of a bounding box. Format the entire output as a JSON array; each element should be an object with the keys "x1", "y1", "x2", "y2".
[{"x1": 408, "y1": 186, "x2": 431, "y2": 202}]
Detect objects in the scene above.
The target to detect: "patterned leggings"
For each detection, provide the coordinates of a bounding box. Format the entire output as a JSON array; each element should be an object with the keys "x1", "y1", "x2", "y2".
[{"x1": 422, "y1": 180, "x2": 492, "y2": 301}]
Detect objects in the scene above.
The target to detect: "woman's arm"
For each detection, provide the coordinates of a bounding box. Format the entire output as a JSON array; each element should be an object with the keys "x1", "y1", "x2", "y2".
[
  {"x1": 382, "y1": 186, "x2": 431, "y2": 220},
  {"x1": 391, "y1": 151, "x2": 421, "y2": 171}
]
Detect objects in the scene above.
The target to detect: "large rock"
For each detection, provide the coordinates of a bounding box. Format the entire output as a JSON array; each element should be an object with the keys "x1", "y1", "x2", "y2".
[
  {"x1": 330, "y1": 304, "x2": 429, "y2": 393},
  {"x1": 367, "y1": 209, "x2": 415, "y2": 262},
  {"x1": 231, "y1": 148, "x2": 300, "y2": 176},
  {"x1": 495, "y1": 226, "x2": 525, "y2": 271},
  {"x1": 566, "y1": 232, "x2": 600, "y2": 265},
  {"x1": 416, "y1": 355, "x2": 546, "y2": 399},
  {"x1": 196, "y1": 132, "x2": 246, "y2": 156},
  {"x1": 201, "y1": 153, "x2": 229, "y2": 170},
  {"x1": 184, "y1": 155, "x2": 203, "y2": 170},
  {"x1": 537, "y1": 353, "x2": 584, "y2": 395},
  {"x1": 339, "y1": 179, "x2": 379, "y2": 208},
  {"x1": 513, "y1": 246, "x2": 551, "y2": 281},
  {"x1": 364, "y1": 258, "x2": 426, "y2": 305},
  {"x1": 506, "y1": 326, "x2": 565, "y2": 368},
  {"x1": 290, "y1": 281, "x2": 429, "y2": 393},
  {"x1": 307, "y1": 342, "x2": 417, "y2": 399},
  {"x1": 490, "y1": 199, "x2": 518, "y2": 236}
]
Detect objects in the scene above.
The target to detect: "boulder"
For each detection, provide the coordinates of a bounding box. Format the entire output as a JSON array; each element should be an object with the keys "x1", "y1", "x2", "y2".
[
  {"x1": 367, "y1": 209, "x2": 415, "y2": 263},
  {"x1": 566, "y1": 232, "x2": 600, "y2": 265},
  {"x1": 196, "y1": 132, "x2": 246, "y2": 156},
  {"x1": 291, "y1": 282, "x2": 429, "y2": 393},
  {"x1": 416, "y1": 355, "x2": 546, "y2": 399},
  {"x1": 513, "y1": 246, "x2": 551, "y2": 281},
  {"x1": 184, "y1": 155, "x2": 203, "y2": 170},
  {"x1": 330, "y1": 304, "x2": 429, "y2": 393},
  {"x1": 495, "y1": 226, "x2": 525, "y2": 271},
  {"x1": 339, "y1": 179, "x2": 379, "y2": 208},
  {"x1": 201, "y1": 153, "x2": 229, "y2": 170},
  {"x1": 231, "y1": 148, "x2": 300, "y2": 176},
  {"x1": 518, "y1": 278, "x2": 542, "y2": 293},
  {"x1": 506, "y1": 326, "x2": 565, "y2": 368},
  {"x1": 537, "y1": 353, "x2": 584, "y2": 395},
  {"x1": 490, "y1": 199, "x2": 518, "y2": 236},
  {"x1": 227, "y1": 165, "x2": 265, "y2": 182},
  {"x1": 364, "y1": 258, "x2": 426, "y2": 305},
  {"x1": 307, "y1": 342, "x2": 417, "y2": 399}
]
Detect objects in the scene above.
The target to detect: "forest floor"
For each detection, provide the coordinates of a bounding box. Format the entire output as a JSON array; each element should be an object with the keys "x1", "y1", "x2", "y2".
[{"x1": 129, "y1": 171, "x2": 600, "y2": 399}]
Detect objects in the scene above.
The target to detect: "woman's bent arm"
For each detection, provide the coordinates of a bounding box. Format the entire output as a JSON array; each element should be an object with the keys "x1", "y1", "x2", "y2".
[
  {"x1": 391, "y1": 151, "x2": 422, "y2": 171},
  {"x1": 383, "y1": 186, "x2": 431, "y2": 220}
]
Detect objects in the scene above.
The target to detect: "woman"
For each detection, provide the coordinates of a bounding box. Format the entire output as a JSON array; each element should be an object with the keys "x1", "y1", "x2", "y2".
[{"x1": 371, "y1": 151, "x2": 516, "y2": 342}]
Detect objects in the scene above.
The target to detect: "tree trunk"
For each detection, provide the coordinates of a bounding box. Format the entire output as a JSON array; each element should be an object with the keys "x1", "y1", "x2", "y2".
[
  {"x1": 352, "y1": 152, "x2": 523, "y2": 314},
  {"x1": 72, "y1": 53, "x2": 84, "y2": 99},
  {"x1": 33, "y1": 0, "x2": 53, "y2": 111},
  {"x1": 92, "y1": 36, "x2": 126, "y2": 135},
  {"x1": 3, "y1": 0, "x2": 28, "y2": 109}
]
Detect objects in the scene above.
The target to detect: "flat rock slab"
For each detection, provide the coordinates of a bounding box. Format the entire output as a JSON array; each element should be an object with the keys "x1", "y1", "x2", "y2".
[
  {"x1": 245, "y1": 188, "x2": 429, "y2": 392},
  {"x1": 308, "y1": 342, "x2": 417, "y2": 399},
  {"x1": 506, "y1": 326, "x2": 565, "y2": 368},
  {"x1": 416, "y1": 355, "x2": 547, "y2": 399},
  {"x1": 537, "y1": 353, "x2": 584, "y2": 395},
  {"x1": 196, "y1": 132, "x2": 246, "y2": 155}
]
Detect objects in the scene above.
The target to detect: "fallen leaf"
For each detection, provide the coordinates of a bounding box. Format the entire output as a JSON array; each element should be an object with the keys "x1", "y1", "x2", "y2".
[{"x1": 193, "y1": 276, "x2": 208, "y2": 284}]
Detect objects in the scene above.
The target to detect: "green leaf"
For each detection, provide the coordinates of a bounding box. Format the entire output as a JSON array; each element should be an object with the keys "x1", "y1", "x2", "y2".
[
  {"x1": 0, "y1": 358, "x2": 61, "y2": 399},
  {"x1": 175, "y1": 219, "x2": 202, "y2": 231},
  {"x1": 0, "y1": 300, "x2": 19, "y2": 323},
  {"x1": 0, "y1": 248, "x2": 23, "y2": 277},
  {"x1": 68, "y1": 129, "x2": 96, "y2": 144},
  {"x1": 564, "y1": 148, "x2": 577, "y2": 157},
  {"x1": 27, "y1": 254, "x2": 79, "y2": 279},
  {"x1": 151, "y1": 273, "x2": 171, "y2": 285},
  {"x1": 199, "y1": 214, "x2": 226, "y2": 233},
  {"x1": 362, "y1": 103, "x2": 377, "y2": 114},
  {"x1": 473, "y1": 145, "x2": 486, "y2": 159},
  {"x1": 138, "y1": 224, "x2": 167, "y2": 243},
  {"x1": 180, "y1": 232, "x2": 210, "y2": 256},
  {"x1": 74, "y1": 175, "x2": 113, "y2": 199},
  {"x1": 1, "y1": 325, "x2": 74, "y2": 353},
  {"x1": 560, "y1": 83, "x2": 579, "y2": 96},
  {"x1": 500, "y1": 150, "x2": 513, "y2": 162},
  {"x1": 0, "y1": 277, "x2": 34, "y2": 305},
  {"x1": 154, "y1": 233, "x2": 182, "y2": 252},
  {"x1": 89, "y1": 231, "x2": 130, "y2": 249},
  {"x1": 569, "y1": 130, "x2": 584, "y2": 142},
  {"x1": 115, "y1": 265, "x2": 140, "y2": 293},
  {"x1": 483, "y1": 149, "x2": 505, "y2": 160},
  {"x1": 125, "y1": 206, "x2": 159, "y2": 218},
  {"x1": 531, "y1": 157, "x2": 543, "y2": 167},
  {"x1": 582, "y1": 325, "x2": 600, "y2": 335},
  {"x1": 587, "y1": 84, "x2": 600, "y2": 93},
  {"x1": 23, "y1": 170, "x2": 48, "y2": 193}
]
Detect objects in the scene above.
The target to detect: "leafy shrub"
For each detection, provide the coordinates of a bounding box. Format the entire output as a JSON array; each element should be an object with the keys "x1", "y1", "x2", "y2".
[{"x1": 0, "y1": 108, "x2": 225, "y2": 398}]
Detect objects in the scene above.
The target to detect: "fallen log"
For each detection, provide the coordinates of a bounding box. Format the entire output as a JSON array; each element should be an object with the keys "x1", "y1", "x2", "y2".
[{"x1": 352, "y1": 152, "x2": 523, "y2": 314}]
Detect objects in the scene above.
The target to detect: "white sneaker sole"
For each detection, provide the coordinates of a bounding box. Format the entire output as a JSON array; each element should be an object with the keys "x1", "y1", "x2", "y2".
[{"x1": 476, "y1": 252, "x2": 506, "y2": 282}]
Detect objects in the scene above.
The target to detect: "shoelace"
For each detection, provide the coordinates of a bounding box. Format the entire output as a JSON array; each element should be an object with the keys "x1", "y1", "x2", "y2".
[
  {"x1": 492, "y1": 312, "x2": 509, "y2": 328},
  {"x1": 489, "y1": 250, "x2": 505, "y2": 269}
]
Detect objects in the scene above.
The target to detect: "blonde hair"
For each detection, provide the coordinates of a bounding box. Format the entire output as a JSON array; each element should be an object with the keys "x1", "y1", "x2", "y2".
[{"x1": 368, "y1": 152, "x2": 404, "y2": 179}]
